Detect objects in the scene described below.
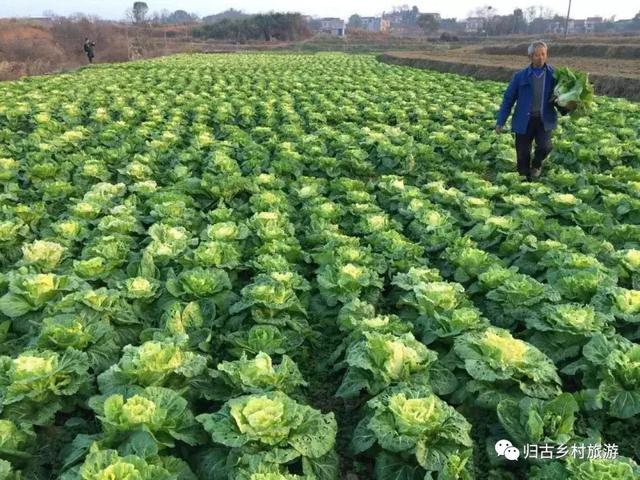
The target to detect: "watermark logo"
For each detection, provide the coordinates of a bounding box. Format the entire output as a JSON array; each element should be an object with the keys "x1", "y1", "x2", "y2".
[
  {"x1": 495, "y1": 439, "x2": 521, "y2": 461},
  {"x1": 495, "y1": 440, "x2": 619, "y2": 461}
]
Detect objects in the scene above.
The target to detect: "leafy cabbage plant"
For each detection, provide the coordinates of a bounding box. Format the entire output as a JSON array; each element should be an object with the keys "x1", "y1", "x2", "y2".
[
  {"x1": 336, "y1": 332, "x2": 437, "y2": 399},
  {"x1": 564, "y1": 334, "x2": 640, "y2": 419},
  {"x1": 224, "y1": 325, "x2": 305, "y2": 359},
  {"x1": 19, "y1": 240, "x2": 66, "y2": 271},
  {"x1": 197, "y1": 391, "x2": 337, "y2": 480},
  {"x1": 328, "y1": 300, "x2": 413, "y2": 366},
  {"x1": 230, "y1": 271, "x2": 311, "y2": 334},
  {"x1": 592, "y1": 286, "x2": 640, "y2": 339},
  {"x1": 208, "y1": 352, "x2": 307, "y2": 400},
  {"x1": 529, "y1": 455, "x2": 640, "y2": 480},
  {"x1": 97, "y1": 337, "x2": 210, "y2": 398},
  {"x1": 60, "y1": 446, "x2": 196, "y2": 480},
  {"x1": 453, "y1": 327, "x2": 562, "y2": 407},
  {"x1": 0, "y1": 348, "x2": 90, "y2": 424},
  {"x1": 497, "y1": 393, "x2": 579, "y2": 446},
  {"x1": 0, "y1": 419, "x2": 37, "y2": 477},
  {"x1": 89, "y1": 386, "x2": 205, "y2": 456},
  {"x1": 36, "y1": 313, "x2": 121, "y2": 372},
  {"x1": 0, "y1": 272, "x2": 77, "y2": 318},
  {"x1": 524, "y1": 303, "x2": 613, "y2": 363},
  {"x1": 351, "y1": 384, "x2": 474, "y2": 480}
]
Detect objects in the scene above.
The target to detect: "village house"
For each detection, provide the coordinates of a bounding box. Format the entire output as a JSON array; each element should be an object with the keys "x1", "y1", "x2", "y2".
[
  {"x1": 461, "y1": 17, "x2": 484, "y2": 34},
  {"x1": 318, "y1": 17, "x2": 346, "y2": 37},
  {"x1": 547, "y1": 18, "x2": 582, "y2": 35},
  {"x1": 360, "y1": 16, "x2": 390, "y2": 33},
  {"x1": 584, "y1": 16, "x2": 603, "y2": 34}
]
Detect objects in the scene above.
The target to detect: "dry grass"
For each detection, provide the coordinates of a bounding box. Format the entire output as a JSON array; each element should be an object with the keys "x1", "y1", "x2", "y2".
[{"x1": 0, "y1": 18, "x2": 194, "y2": 81}]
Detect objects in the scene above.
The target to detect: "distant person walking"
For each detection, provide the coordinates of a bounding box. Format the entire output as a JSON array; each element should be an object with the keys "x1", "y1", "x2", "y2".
[
  {"x1": 495, "y1": 41, "x2": 569, "y2": 181},
  {"x1": 83, "y1": 38, "x2": 96, "y2": 63}
]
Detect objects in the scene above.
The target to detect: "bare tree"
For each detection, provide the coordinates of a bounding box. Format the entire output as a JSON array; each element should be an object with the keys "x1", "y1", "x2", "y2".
[
  {"x1": 524, "y1": 6, "x2": 538, "y2": 23},
  {"x1": 541, "y1": 7, "x2": 557, "y2": 19},
  {"x1": 469, "y1": 5, "x2": 497, "y2": 35},
  {"x1": 392, "y1": 4, "x2": 411, "y2": 13},
  {"x1": 124, "y1": 8, "x2": 134, "y2": 23},
  {"x1": 471, "y1": 5, "x2": 498, "y2": 20}
]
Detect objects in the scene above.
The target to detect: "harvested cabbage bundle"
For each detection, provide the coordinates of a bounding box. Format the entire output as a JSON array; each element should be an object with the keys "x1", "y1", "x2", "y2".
[{"x1": 553, "y1": 66, "x2": 594, "y2": 117}]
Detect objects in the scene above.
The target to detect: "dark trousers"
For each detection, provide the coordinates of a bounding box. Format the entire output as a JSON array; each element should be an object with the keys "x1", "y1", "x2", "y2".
[{"x1": 515, "y1": 115, "x2": 552, "y2": 179}]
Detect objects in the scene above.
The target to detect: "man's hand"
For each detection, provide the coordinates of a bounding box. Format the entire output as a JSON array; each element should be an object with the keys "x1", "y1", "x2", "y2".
[{"x1": 495, "y1": 125, "x2": 503, "y2": 134}]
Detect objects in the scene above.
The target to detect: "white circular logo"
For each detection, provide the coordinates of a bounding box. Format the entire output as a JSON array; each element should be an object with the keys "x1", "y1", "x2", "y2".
[
  {"x1": 495, "y1": 440, "x2": 520, "y2": 461},
  {"x1": 505, "y1": 446, "x2": 520, "y2": 461},
  {"x1": 495, "y1": 439, "x2": 513, "y2": 456}
]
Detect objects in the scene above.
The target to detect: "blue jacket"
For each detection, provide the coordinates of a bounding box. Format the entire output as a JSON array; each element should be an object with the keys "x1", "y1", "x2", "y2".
[{"x1": 496, "y1": 64, "x2": 558, "y2": 134}]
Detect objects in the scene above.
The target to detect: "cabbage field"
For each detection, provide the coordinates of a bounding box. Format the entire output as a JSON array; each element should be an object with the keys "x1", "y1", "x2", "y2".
[{"x1": 1, "y1": 53, "x2": 640, "y2": 479}]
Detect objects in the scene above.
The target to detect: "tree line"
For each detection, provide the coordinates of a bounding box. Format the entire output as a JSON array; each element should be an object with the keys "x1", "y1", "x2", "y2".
[{"x1": 192, "y1": 13, "x2": 311, "y2": 42}]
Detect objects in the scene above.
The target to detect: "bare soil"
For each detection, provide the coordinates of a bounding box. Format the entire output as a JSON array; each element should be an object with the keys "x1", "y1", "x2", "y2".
[
  {"x1": 379, "y1": 50, "x2": 640, "y2": 101},
  {"x1": 479, "y1": 43, "x2": 640, "y2": 59}
]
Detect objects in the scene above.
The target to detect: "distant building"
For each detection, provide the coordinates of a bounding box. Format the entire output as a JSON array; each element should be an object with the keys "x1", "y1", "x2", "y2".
[
  {"x1": 360, "y1": 16, "x2": 390, "y2": 32},
  {"x1": 382, "y1": 8, "x2": 421, "y2": 28},
  {"x1": 584, "y1": 16, "x2": 603, "y2": 33},
  {"x1": 547, "y1": 20, "x2": 561, "y2": 34},
  {"x1": 318, "y1": 17, "x2": 345, "y2": 37},
  {"x1": 382, "y1": 11, "x2": 404, "y2": 26},
  {"x1": 384, "y1": 11, "x2": 424, "y2": 36},
  {"x1": 612, "y1": 18, "x2": 640, "y2": 32},
  {"x1": 439, "y1": 17, "x2": 458, "y2": 32},
  {"x1": 548, "y1": 19, "x2": 582, "y2": 34},
  {"x1": 462, "y1": 17, "x2": 484, "y2": 34}
]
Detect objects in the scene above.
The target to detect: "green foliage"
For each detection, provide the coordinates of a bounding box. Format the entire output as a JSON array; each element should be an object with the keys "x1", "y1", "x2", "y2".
[
  {"x1": 553, "y1": 67, "x2": 595, "y2": 117},
  {"x1": 0, "y1": 52, "x2": 638, "y2": 480},
  {"x1": 197, "y1": 391, "x2": 337, "y2": 479},
  {"x1": 352, "y1": 384, "x2": 473, "y2": 479}
]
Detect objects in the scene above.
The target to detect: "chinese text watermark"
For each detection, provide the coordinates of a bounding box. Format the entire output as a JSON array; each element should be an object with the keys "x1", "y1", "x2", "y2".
[{"x1": 495, "y1": 440, "x2": 619, "y2": 461}]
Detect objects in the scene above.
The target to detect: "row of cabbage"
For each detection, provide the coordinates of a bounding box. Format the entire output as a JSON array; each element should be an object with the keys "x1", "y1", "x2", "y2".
[{"x1": 0, "y1": 53, "x2": 639, "y2": 479}]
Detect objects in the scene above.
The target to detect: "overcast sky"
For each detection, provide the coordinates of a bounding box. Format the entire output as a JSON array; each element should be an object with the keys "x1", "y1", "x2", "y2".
[{"x1": 1, "y1": 0, "x2": 637, "y2": 21}]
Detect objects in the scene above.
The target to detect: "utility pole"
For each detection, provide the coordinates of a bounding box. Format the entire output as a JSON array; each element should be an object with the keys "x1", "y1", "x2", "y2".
[{"x1": 564, "y1": 0, "x2": 572, "y2": 38}]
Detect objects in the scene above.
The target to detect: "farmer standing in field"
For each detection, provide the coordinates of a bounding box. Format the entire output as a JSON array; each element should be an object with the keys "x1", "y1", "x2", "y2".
[
  {"x1": 83, "y1": 38, "x2": 96, "y2": 64},
  {"x1": 495, "y1": 41, "x2": 570, "y2": 181}
]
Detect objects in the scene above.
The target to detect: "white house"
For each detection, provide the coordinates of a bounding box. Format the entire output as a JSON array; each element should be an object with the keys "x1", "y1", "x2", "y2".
[
  {"x1": 584, "y1": 17, "x2": 603, "y2": 34},
  {"x1": 360, "y1": 17, "x2": 390, "y2": 32},
  {"x1": 463, "y1": 17, "x2": 484, "y2": 34},
  {"x1": 319, "y1": 18, "x2": 346, "y2": 37},
  {"x1": 548, "y1": 19, "x2": 580, "y2": 34}
]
